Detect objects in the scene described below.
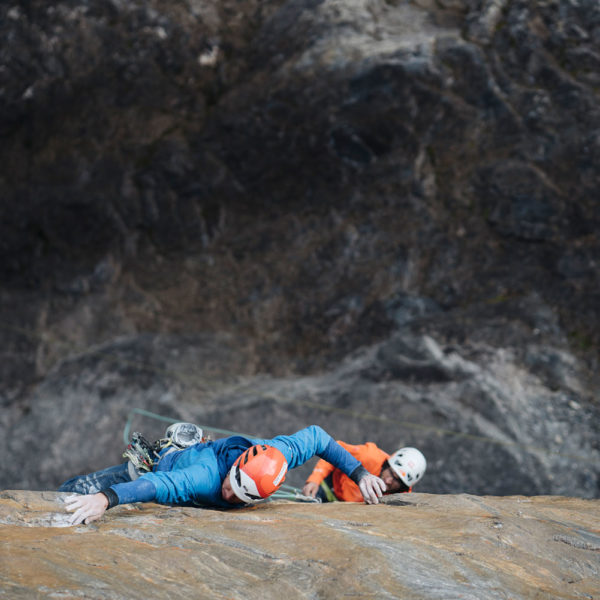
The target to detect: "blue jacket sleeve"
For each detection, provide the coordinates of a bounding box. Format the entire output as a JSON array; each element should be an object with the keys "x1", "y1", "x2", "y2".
[
  {"x1": 109, "y1": 462, "x2": 221, "y2": 506},
  {"x1": 110, "y1": 477, "x2": 157, "y2": 505},
  {"x1": 136, "y1": 461, "x2": 222, "y2": 505},
  {"x1": 253, "y1": 425, "x2": 362, "y2": 475}
]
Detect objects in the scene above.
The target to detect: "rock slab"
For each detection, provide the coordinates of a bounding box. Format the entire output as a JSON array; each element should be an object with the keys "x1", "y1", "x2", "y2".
[{"x1": 1, "y1": 490, "x2": 598, "y2": 599}]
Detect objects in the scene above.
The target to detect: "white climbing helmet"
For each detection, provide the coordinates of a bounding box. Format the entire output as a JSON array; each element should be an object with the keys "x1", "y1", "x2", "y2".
[
  {"x1": 165, "y1": 422, "x2": 204, "y2": 448},
  {"x1": 388, "y1": 447, "x2": 426, "y2": 487}
]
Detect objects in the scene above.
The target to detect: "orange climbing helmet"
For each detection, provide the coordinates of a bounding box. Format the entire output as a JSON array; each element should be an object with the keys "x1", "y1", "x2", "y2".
[{"x1": 229, "y1": 445, "x2": 288, "y2": 503}]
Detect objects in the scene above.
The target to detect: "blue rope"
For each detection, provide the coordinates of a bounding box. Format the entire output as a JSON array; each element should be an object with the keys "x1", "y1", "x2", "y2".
[{"x1": 122, "y1": 407, "x2": 252, "y2": 444}]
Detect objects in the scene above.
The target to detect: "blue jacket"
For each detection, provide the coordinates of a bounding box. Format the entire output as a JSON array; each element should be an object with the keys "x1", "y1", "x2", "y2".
[{"x1": 110, "y1": 425, "x2": 362, "y2": 508}]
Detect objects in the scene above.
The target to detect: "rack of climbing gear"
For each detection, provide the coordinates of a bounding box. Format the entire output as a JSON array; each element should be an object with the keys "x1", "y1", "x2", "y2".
[{"x1": 123, "y1": 432, "x2": 160, "y2": 473}]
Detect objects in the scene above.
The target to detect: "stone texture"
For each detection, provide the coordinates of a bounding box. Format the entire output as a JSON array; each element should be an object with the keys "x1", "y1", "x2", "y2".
[
  {"x1": 1, "y1": 0, "x2": 598, "y2": 377},
  {"x1": 1, "y1": 490, "x2": 599, "y2": 599},
  {"x1": 3, "y1": 328, "x2": 598, "y2": 498}
]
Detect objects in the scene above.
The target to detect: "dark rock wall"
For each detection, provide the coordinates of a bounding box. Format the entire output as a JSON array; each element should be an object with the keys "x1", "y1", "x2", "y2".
[{"x1": 0, "y1": 0, "x2": 598, "y2": 495}]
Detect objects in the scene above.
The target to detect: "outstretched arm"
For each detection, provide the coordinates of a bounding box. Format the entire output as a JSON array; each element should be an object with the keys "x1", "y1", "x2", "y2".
[
  {"x1": 63, "y1": 475, "x2": 158, "y2": 525},
  {"x1": 259, "y1": 426, "x2": 387, "y2": 504}
]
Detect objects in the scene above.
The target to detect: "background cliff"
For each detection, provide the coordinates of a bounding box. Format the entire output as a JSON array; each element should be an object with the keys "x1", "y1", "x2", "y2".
[{"x1": 0, "y1": 0, "x2": 598, "y2": 497}]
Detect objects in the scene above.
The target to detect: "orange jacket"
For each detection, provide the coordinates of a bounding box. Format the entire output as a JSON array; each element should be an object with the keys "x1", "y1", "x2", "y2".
[{"x1": 306, "y1": 441, "x2": 390, "y2": 502}]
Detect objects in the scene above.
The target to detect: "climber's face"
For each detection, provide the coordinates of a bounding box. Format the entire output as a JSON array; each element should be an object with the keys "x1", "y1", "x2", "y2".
[
  {"x1": 379, "y1": 465, "x2": 405, "y2": 493},
  {"x1": 221, "y1": 473, "x2": 244, "y2": 504}
]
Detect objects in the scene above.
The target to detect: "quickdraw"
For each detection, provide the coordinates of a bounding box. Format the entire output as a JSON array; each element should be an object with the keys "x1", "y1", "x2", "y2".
[{"x1": 122, "y1": 432, "x2": 160, "y2": 473}]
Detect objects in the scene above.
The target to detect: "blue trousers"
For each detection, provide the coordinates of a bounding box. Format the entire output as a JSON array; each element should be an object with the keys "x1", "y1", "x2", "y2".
[{"x1": 58, "y1": 462, "x2": 133, "y2": 495}]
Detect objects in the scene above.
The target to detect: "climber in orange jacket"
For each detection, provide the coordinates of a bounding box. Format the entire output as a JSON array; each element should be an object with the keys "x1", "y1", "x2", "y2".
[{"x1": 302, "y1": 441, "x2": 426, "y2": 502}]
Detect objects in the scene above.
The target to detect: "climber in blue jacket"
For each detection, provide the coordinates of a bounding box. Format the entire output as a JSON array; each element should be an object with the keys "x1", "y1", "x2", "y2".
[{"x1": 60, "y1": 425, "x2": 387, "y2": 525}]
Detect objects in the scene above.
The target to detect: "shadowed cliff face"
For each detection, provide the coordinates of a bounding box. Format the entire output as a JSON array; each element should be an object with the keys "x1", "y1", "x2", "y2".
[
  {"x1": 1, "y1": 0, "x2": 598, "y2": 377},
  {"x1": 0, "y1": 1, "x2": 598, "y2": 497},
  {"x1": 1, "y1": 490, "x2": 599, "y2": 599}
]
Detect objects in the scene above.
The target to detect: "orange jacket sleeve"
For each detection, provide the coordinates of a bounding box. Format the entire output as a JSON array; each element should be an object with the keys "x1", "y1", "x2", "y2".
[
  {"x1": 305, "y1": 457, "x2": 336, "y2": 485},
  {"x1": 305, "y1": 440, "x2": 383, "y2": 486}
]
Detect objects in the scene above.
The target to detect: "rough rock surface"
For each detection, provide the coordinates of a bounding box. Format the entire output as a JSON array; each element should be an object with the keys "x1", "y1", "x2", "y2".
[
  {"x1": 0, "y1": 1, "x2": 598, "y2": 497},
  {"x1": 1, "y1": 490, "x2": 599, "y2": 599}
]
